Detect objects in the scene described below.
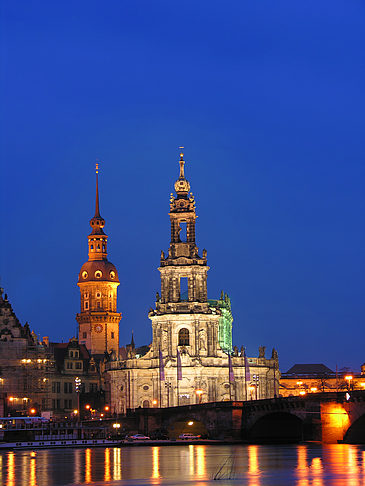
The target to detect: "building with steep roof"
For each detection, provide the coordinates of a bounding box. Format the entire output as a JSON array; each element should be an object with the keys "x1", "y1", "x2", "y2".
[
  {"x1": 105, "y1": 152, "x2": 279, "y2": 412},
  {"x1": 76, "y1": 164, "x2": 122, "y2": 358},
  {"x1": 0, "y1": 289, "x2": 53, "y2": 415}
]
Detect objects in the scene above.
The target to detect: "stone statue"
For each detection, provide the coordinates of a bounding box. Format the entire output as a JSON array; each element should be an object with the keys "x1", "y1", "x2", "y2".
[
  {"x1": 202, "y1": 249, "x2": 207, "y2": 258},
  {"x1": 240, "y1": 345, "x2": 245, "y2": 357},
  {"x1": 156, "y1": 291, "x2": 160, "y2": 302},
  {"x1": 199, "y1": 329, "x2": 207, "y2": 351},
  {"x1": 271, "y1": 348, "x2": 278, "y2": 360},
  {"x1": 160, "y1": 250, "x2": 165, "y2": 260},
  {"x1": 258, "y1": 345, "x2": 266, "y2": 358},
  {"x1": 233, "y1": 345, "x2": 238, "y2": 357}
]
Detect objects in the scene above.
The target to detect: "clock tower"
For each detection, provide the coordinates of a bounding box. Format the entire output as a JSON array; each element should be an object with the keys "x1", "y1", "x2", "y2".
[{"x1": 76, "y1": 165, "x2": 122, "y2": 357}]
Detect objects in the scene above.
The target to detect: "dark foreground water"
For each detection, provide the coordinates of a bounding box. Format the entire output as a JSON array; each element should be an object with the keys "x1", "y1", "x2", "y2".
[{"x1": 1, "y1": 444, "x2": 365, "y2": 486}]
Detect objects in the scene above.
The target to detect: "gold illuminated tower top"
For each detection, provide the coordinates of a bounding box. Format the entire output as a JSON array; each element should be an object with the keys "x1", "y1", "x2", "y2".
[{"x1": 76, "y1": 165, "x2": 121, "y2": 357}]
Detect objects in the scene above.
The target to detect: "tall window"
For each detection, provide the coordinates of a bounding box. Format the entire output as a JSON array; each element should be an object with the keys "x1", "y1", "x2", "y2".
[
  {"x1": 178, "y1": 328, "x2": 190, "y2": 346},
  {"x1": 180, "y1": 277, "x2": 188, "y2": 301},
  {"x1": 179, "y1": 221, "x2": 187, "y2": 241}
]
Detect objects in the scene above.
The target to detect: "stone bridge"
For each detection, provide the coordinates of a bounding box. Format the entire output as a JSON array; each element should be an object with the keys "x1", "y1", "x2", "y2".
[{"x1": 131, "y1": 391, "x2": 365, "y2": 443}]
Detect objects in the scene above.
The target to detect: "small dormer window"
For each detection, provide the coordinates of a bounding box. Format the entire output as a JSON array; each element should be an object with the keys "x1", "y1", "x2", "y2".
[
  {"x1": 84, "y1": 292, "x2": 89, "y2": 299},
  {"x1": 74, "y1": 350, "x2": 79, "y2": 358},
  {"x1": 95, "y1": 271, "x2": 102, "y2": 279},
  {"x1": 84, "y1": 301, "x2": 89, "y2": 310},
  {"x1": 96, "y1": 292, "x2": 101, "y2": 299},
  {"x1": 69, "y1": 351, "x2": 73, "y2": 358}
]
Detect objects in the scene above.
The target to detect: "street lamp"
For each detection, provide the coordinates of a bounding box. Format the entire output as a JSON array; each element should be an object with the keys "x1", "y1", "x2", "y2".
[
  {"x1": 345, "y1": 375, "x2": 353, "y2": 391},
  {"x1": 165, "y1": 382, "x2": 172, "y2": 407},
  {"x1": 252, "y1": 375, "x2": 260, "y2": 400},
  {"x1": 152, "y1": 399, "x2": 158, "y2": 407},
  {"x1": 75, "y1": 377, "x2": 81, "y2": 420}
]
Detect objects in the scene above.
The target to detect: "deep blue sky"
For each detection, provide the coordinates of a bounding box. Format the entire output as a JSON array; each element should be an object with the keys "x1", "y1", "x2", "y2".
[{"x1": 1, "y1": 1, "x2": 364, "y2": 372}]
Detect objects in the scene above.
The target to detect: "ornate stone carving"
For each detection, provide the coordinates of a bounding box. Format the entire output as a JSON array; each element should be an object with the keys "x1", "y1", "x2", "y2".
[{"x1": 199, "y1": 329, "x2": 207, "y2": 351}]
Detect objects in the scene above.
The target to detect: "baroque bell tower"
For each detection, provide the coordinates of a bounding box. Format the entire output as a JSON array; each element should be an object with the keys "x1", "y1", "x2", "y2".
[
  {"x1": 149, "y1": 151, "x2": 224, "y2": 358},
  {"x1": 76, "y1": 165, "x2": 121, "y2": 357}
]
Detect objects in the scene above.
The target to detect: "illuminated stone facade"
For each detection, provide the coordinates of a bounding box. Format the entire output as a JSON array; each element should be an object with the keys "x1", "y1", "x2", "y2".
[
  {"x1": 105, "y1": 153, "x2": 279, "y2": 412},
  {"x1": 0, "y1": 289, "x2": 52, "y2": 415},
  {"x1": 76, "y1": 166, "x2": 121, "y2": 357}
]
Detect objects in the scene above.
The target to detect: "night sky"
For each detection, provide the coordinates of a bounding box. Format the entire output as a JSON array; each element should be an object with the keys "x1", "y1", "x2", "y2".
[{"x1": 1, "y1": 1, "x2": 364, "y2": 373}]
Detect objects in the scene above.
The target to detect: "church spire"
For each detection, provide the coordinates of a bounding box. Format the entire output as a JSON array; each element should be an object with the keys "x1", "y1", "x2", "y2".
[
  {"x1": 89, "y1": 164, "x2": 105, "y2": 236},
  {"x1": 87, "y1": 165, "x2": 108, "y2": 260},
  {"x1": 95, "y1": 163, "x2": 100, "y2": 218}
]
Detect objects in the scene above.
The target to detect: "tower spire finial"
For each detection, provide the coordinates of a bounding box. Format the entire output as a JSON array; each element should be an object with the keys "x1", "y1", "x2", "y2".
[
  {"x1": 178, "y1": 146, "x2": 185, "y2": 179},
  {"x1": 95, "y1": 162, "x2": 100, "y2": 217}
]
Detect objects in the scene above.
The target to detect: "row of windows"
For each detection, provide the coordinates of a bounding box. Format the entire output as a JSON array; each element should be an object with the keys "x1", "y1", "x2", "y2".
[
  {"x1": 89, "y1": 243, "x2": 106, "y2": 251},
  {"x1": 82, "y1": 332, "x2": 115, "y2": 339},
  {"x1": 66, "y1": 361, "x2": 82, "y2": 370},
  {"x1": 84, "y1": 292, "x2": 114, "y2": 299},
  {"x1": 84, "y1": 301, "x2": 113, "y2": 310},
  {"x1": 52, "y1": 399, "x2": 72, "y2": 409}
]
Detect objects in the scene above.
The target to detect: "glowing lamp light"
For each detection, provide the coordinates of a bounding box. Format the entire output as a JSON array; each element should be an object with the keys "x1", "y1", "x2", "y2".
[
  {"x1": 310, "y1": 387, "x2": 318, "y2": 392},
  {"x1": 73, "y1": 409, "x2": 78, "y2": 415},
  {"x1": 85, "y1": 404, "x2": 91, "y2": 410},
  {"x1": 188, "y1": 421, "x2": 194, "y2": 426},
  {"x1": 248, "y1": 386, "x2": 255, "y2": 392},
  {"x1": 299, "y1": 391, "x2": 306, "y2": 396},
  {"x1": 296, "y1": 381, "x2": 303, "y2": 385},
  {"x1": 195, "y1": 389, "x2": 203, "y2": 396},
  {"x1": 152, "y1": 400, "x2": 158, "y2": 406},
  {"x1": 30, "y1": 408, "x2": 36, "y2": 414},
  {"x1": 104, "y1": 405, "x2": 110, "y2": 411},
  {"x1": 9, "y1": 397, "x2": 14, "y2": 402},
  {"x1": 100, "y1": 413, "x2": 104, "y2": 417},
  {"x1": 113, "y1": 423, "x2": 121, "y2": 429},
  {"x1": 345, "y1": 375, "x2": 353, "y2": 381}
]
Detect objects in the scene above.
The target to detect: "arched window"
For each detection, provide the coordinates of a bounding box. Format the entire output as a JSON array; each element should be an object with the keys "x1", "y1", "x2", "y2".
[
  {"x1": 142, "y1": 400, "x2": 150, "y2": 408},
  {"x1": 178, "y1": 328, "x2": 190, "y2": 346}
]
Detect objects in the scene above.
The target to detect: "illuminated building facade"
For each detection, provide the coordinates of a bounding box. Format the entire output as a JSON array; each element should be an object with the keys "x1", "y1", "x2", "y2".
[
  {"x1": 0, "y1": 289, "x2": 53, "y2": 415},
  {"x1": 280, "y1": 363, "x2": 365, "y2": 397},
  {"x1": 76, "y1": 165, "x2": 121, "y2": 357},
  {"x1": 105, "y1": 153, "x2": 279, "y2": 411}
]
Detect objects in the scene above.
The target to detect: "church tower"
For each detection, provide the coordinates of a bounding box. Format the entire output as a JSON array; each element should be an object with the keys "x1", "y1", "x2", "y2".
[
  {"x1": 149, "y1": 151, "x2": 225, "y2": 358},
  {"x1": 76, "y1": 165, "x2": 121, "y2": 357}
]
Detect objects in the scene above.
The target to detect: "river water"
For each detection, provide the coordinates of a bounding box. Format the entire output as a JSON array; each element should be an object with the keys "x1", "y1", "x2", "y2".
[{"x1": 1, "y1": 444, "x2": 365, "y2": 485}]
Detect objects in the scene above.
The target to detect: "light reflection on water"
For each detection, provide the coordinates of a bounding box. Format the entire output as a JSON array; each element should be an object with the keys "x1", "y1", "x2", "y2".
[{"x1": 1, "y1": 443, "x2": 365, "y2": 485}]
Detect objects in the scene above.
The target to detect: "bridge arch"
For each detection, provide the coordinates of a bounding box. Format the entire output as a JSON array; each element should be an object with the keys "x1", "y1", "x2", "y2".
[
  {"x1": 343, "y1": 414, "x2": 365, "y2": 444},
  {"x1": 248, "y1": 412, "x2": 303, "y2": 443}
]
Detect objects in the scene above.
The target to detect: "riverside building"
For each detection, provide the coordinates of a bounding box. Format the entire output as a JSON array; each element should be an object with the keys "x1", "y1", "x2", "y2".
[{"x1": 105, "y1": 152, "x2": 279, "y2": 412}]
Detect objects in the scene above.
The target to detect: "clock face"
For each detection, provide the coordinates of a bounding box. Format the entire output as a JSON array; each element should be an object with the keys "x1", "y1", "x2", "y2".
[{"x1": 94, "y1": 324, "x2": 103, "y2": 333}]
